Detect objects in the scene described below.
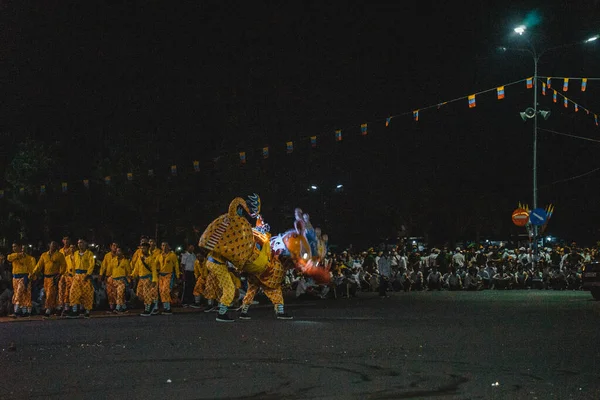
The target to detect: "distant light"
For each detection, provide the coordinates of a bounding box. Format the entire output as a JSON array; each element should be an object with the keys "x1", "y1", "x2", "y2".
[
  {"x1": 546, "y1": 236, "x2": 553, "y2": 242},
  {"x1": 90, "y1": 243, "x2": 95, "y2": 247},
  {"x1": 302, "y1": 253, "x2": 308, "y2": 260},
  {"x1": 28, "y1": 244, "x2": 32, "y2": 247},
  {"x1": 412, "y1": 240, "x2": 417, "y2": 245},
  {"x1": 93, "y1": 255, "x2": 97, "y2": 259},
  {"x1": 586, "y1": 35, "x2": 598, "y2": 43},
  {"x1": 336, "y1": 184, "x2": 343, "y2": 189},
  {"x1": 310, "y1": 185, "x2": 318, "y2": 190},
  {"x1": 177, "y1": 247, "x2": 182, "y2": 251},
  {"x1": 514, "y1": 25, "x2": 526, "y2": 35}
]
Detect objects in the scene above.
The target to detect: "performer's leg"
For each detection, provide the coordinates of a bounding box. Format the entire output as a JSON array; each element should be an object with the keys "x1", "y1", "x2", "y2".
[
  {"x1": 106, "y1": 277, "x2": 116, "y2": 311},
  {"x1": 206, "y1": 255, "x2": 235, "y2": 322},
  {"x1": 115, "y1": 280, "x2": 126, "y2": 311},
  {"x1": 68, "y1": 275, "x2": 83, "y2": 318},
  {"x1": 159, "y1": 274, "x2": 172, "y2": 312}
]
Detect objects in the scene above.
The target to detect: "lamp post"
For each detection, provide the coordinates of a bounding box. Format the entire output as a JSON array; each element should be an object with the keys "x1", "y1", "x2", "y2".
[{"x1": 506, "y1": 27, "x2": 598, "y2": 269}]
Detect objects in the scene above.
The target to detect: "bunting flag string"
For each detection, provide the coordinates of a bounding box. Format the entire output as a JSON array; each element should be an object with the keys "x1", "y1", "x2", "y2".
[{"x1": 2, "y1": 76, "x2": 599, "y2": 197}]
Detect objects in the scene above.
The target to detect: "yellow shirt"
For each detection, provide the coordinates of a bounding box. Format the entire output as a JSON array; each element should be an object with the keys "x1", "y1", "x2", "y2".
[
  {"x1": 73, "y1": 250, "x2": 95, "y2": 276},
  {"x1": 157, "y1": 251, "x2": 180, "y2": 277},
  {"x1": 7, "y1": 253, "x2": 36, "y2": 275},
  {"x1": 132, "y1": 253, "x2": 158, "y2": 283},
  {"x1": 32, "y1": 251, "x2": 67, "y2": 277},
  {"x1": 109, "y1": 257, "x2": 132, "y2": 279},
  {"x1": 193, "y1": 259, "x2": 208, "y2": 280},
  {"x1": 100, "y1": 252, "x2": 118, "y2": 276}
]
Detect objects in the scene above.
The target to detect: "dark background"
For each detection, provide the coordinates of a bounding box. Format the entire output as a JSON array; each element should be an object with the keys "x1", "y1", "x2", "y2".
[{"x1": 1, "y1": 1, "x2": 599, "y2": 249}]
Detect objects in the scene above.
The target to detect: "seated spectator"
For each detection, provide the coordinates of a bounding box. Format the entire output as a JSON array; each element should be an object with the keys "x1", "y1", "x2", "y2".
[
  {"x1": 426, "y1": 266, "x2": 442, "y2": 291},
  {"x1": 464, "y1": 267, "x2": 482, "y2": 291},
  {"x1": 514, "y1": 265, "x2": 528, "y2": 289},
  {"x1": 446, "y1": 267, "x2": 462, "y2": 291}
]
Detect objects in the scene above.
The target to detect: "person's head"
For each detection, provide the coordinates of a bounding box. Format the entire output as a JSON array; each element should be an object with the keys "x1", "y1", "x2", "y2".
[
  {"x1": 49, "y1": 241, "x2": 59, "y2": 253},
  {"x1": 116, "y1": 246, "x2": 124, "y2": 258},
  {"x1": 77, "y1": 239, "x2": 88, "y2": 251},
  {"x1": 161, "y1": 242, "x2": 171, "y2": 253},
  {"x1": 141, "y1": 242, "x2": 150, "y2": 255},
  {"x1": 62, "y1": 236, "x2": 71, "y2": 248},
  {"x1": 149, "y1": 239, "x2": 156, "y2": 250},
  {"x1": 110, "y1": 242, "x2": 119, "y2": 254},
  {"x1": 12, "y1": 243, "x2": 22, "y2": 253},
  {"x1": 187, "y1": 244, "x2": 194, "y2": 253},
  {"x1": 294, "y1": 208, "x2": 303, "y2": 220},
  {"x1": 302, "y1": 213, "x2": 310, "y2": 223},
  {"x1": 69, "y1": 244, "x2": 76, "y2": 253}
]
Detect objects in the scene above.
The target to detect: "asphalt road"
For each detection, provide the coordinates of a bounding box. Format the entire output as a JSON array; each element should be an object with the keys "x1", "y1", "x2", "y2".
[{"x1": 1, "y1": 290, "x2": 599, "y2": 400}]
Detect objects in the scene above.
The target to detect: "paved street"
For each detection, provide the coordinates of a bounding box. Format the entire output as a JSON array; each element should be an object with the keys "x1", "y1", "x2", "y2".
[{"x1": 1, "y1": 290, "x2": 599, "y2": 399}]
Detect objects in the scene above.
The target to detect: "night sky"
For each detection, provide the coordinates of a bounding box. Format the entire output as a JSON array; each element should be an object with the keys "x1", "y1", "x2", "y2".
[{"x1": 1, "y1": 1, "x2": 600, "y2": 248}]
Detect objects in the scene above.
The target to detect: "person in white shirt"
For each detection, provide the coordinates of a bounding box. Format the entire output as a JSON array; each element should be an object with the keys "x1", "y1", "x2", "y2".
[
  {"x1": 452, "y1": 248, "x2": 465, "y2": 269},
  {"x1": 180, "y1": 245, "x2": 197, "y2": 306},
  {"x1": 427, "y1": 266, "x2": 442, "y2": 291}
]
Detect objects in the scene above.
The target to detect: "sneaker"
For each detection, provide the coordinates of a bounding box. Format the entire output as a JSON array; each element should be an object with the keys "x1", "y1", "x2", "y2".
[
  {"x1": 66, "y1": 311, "x2": 79, "y2": 319},
  {"x1": 150, "y1": 308, "x2": 160, "y2": 316},
  {"x1": 182, "y1": 304, "x2": 190, "y2": 308},
  {"x1": 162, "y1": 309, "x2": 172, "y2": 315},
  {"x1": 216, "y1": 313, "x2": 234, "y2": 323},
  {"x1": 105, "y1": 310, "x2": 114, "y2": 314},
  {"x1": 9, "y1": 313, "x2": 17, "y2": 319},
  {"x1": 43, "y1": 313, "x2": 52, "y2": 319},
  {"x1": 276, "y1": 312, "x2": 293, "y2": 320},
  {"x1": 22, "y1": 312, "x2": 31, "y2": 318},
  {"x1": 239, "y1": 312, "x2": 251, "y2": 320},
  {"x1": 84, "y1": 311, "x2": 91, "y2": 319},
  {"x1": 190, "y1": 303, "x2": 204, "y2": 309},
  {"x1": 204, "y1": 306, "x2": 218, "y2": 313},
  {"x1": 140, "y1": 311, "x2": 151, "y2": 317}
]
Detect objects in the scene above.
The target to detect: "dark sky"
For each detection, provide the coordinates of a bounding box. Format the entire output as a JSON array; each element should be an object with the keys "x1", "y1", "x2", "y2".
[{"x1": 1, "y1": 1, "x2": 600, "y2": 246}]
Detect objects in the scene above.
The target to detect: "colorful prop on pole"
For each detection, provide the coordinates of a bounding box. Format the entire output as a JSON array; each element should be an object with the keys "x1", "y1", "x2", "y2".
[
  {"x1": 335, "y1": 129, "x2": 342, "y2": 141},
  {"x1": 360, "y1": 123, "x2": 368, "y2": 136},
  {"x1": 581, "y1": 78, "x2": 587, "y2": 92},
  {"x1": 542, "y1": 82, "x2": 546, "y2": 95},
  {"x1": 526, "y1": 77, "x2": 533, "y2": 89},
  {"x1": 553, "y1": 90, "x2": 557, "y2": 103},
  {"x1": 286, "y1": 141, "x2": 293, "y2": 154},
  {"x1": 540, "y1": 204, "x2": 555, "y2": 234},
  {"x1": 468, "y1": 95, "x2": 476, "y2": 108},
  {"x1": 563, "y1": 78, "x2": 569, "y2": 91},
  {"x1": 547, "y1": 77, "x2": 551, "y2": 89},
  {"x1": 512, "y1": 207, "x2": 529, "y2": 227},
  {"x1": 497, "y1": 86, "x2": 505, "y2": 99}
]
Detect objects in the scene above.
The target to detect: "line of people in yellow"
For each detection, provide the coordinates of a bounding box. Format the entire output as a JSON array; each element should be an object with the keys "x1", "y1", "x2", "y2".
[{"x1": 7, "y1": 236, "x2": 182, "y2": 318}]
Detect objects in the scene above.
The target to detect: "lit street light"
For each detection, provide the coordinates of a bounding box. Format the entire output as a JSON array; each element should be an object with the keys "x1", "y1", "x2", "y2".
[{"x1": 504, "y1": 25, "x2": 597, "y2": 270}]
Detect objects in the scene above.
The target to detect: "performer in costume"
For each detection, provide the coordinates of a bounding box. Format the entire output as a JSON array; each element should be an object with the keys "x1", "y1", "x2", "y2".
[
  {"x1": 67, "y1": 239, "x2": 95, "y2": 319},
  {"x1": 108, "y1": 245, "x2": 132, "y2": 313},
  {"x1": 132, "y1": 241, "x2": 159, "y2": 316},
  {"x1": 58, "y1": 243, "x2": 75, "y2": 316},
  {"x1": 7, "y1": 243, "x2": 36, "y2": 318},
  {"x1": 31, "y1": 241, "x2": 67, "y2": 318},
  {"x1": 100, "y1": 242, "x2": 119, "y2": 313},
  {"x1": 191, "y1": 254, "x2": 208, "y2": 309},
  {"x1": 156, "y1": 241, "x2": 180, "y2": 314}
]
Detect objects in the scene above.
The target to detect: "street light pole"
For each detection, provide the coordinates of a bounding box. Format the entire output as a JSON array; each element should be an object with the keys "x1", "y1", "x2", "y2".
[{"x1": 532, "y1": 45, "x2": 539, "y2": 270}]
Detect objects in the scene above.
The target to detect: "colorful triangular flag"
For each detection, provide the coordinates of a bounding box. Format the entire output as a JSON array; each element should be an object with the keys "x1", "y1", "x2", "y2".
[
  {"x1": 575, "y1": 104, "x2": 579, "y2": 112},
  {"x1": 413, "y1": 110, "x2": 419, "y2": 121}
]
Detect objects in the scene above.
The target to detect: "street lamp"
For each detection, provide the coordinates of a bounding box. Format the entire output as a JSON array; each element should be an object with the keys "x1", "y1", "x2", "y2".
[{"x1": 505, "y1": 25, "x2": 597, "y2": 269}]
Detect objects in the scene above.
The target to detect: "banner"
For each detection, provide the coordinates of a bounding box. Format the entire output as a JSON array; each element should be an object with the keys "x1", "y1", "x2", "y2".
[
  {"x1": 360, "y1": 123, "x2": 368, "y2": 136},
  {"x1": 262, "y1": 147, "x2": 269, "y2": 159},
  {"x1": 310, "y1": 136, "x2": 317, "y2": 148},
  {"x1": 286, "y1": 141, "x2": 293, "y2": 154},
  {"x1": 526, "y1": 77, "x2": 533, "y2": 89},
  {"x1": 83, "y1": 179, "x2": 89, "y2": 188},
  {"x1": 385, "y1": 117, "x2": 391, "y2": 127},
  {"x1": 582, "y1": 78, "x2": 587, "y2": 92},
  {"x1": 413, "y1": 110, "x2": 419, "y2": 121},
  {"x1": 170, "y1": 165, "x2": 177, "y2": 176},
  {"x1": 193, "y1": 160, "x2": 200, "y2": 172},
  {"x1": 239, "y1": 152, "x2": 246, "y2": 164},
  {"x1": 127, "y1": 172, "x2": 133, "y2": 181},
  {"x1": 62, "y1": 182, "x2": 68, "y2": 193},
  {"x1": 497, "y1": 86, "x2": 505, "y2": 99},
  {"x1": 468, "y1": 94, "x2": 476, "y2": 108},
  {"x1": 563, "y1": 78, "x2": 569, "y2": 91},
  {"x1": 335, "y1": 129, "x2": 342, "y2": 141}
]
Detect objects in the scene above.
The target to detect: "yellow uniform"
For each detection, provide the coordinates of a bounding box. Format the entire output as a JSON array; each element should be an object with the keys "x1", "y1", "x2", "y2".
[
  {"x1": 100, "y1": 252, "x2": 118, "y2": 308},
  {"x1": 58, "y1": 248, "x2": 75, "y2": 309},
  {"x1": 157, "y1": 251, "x2": 180, "y2": 306},
  {"x1": 192, "y1": 258, "x2": 209, "y2": 298},
  {"x1": 132, "y1": 253, "x2": 158, "y2": 309},
  {"x1": 69, "y1": 250, "x2": 95, "y2": 312},
  {"x1": 109, "y1": 257, "x2": 132, "y2": 310},
  {"x1": 7, "y1": 252, "x2": 36, "y2": 311},
  {"x1": 32, "y1": 251, "x2": 67, "y2": 311}
]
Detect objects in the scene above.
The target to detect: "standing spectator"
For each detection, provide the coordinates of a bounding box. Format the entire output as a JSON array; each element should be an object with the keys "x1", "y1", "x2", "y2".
[
  {"x1": 0, "y1": 253, "x2": 13, "y2": 316},
  {"x1": 377, "y1": 252, "x2": 391, "y2": 298},
  {"x1": 180, "y1": 245, "x2": 197, "y2": 306},
  {"x1": 452, "y1": 248, "x2": 465, "y2": 269}
]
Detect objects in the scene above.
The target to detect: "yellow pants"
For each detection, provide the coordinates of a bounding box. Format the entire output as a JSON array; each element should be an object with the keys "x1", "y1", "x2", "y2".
[
  {"x1": 243, "y1": 258, "x2": 285, "y2": 305},
  {"x1": 137, "y1": 278, "x2": 157, "y2": 306},
  {"x1": 106, "y1": 277, "x2": 116, "y2": 306},
  {"x1": 43, "y1": 276, "x2": 59, "y2": 309},
  {"x1": 12, "y1": 277, "x2": 32, "y2": 308},
  {"x1": 158, "y1": 274, "x2": 172, "y2": 303},
  {"x1": 58, "y1": 275, "x2": 73, "y2": 306},
  {"x1": 69, "y1": 274, "x2": 94, "y2": 310},
  {"x1": 206, "y1": 255, "x2": 235, "y2": 306},
  {"x1": 113, "y1": 278, "x2": 126, "y2": 307},
  {"x1": 192, "y1": 276, "x2": 206, "y2": 297}
]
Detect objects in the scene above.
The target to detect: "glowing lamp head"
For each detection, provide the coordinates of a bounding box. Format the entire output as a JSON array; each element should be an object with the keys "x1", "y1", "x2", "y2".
[{"x1": 514, "y1": 25, "x2": 526, "y2": 35}]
